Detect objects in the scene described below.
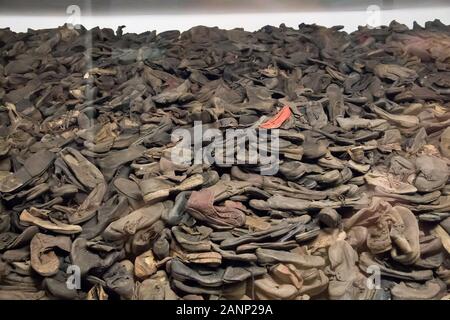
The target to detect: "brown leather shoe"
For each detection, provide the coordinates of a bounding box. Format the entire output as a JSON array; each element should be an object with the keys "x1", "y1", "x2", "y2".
[{"x1": 186, "y1": 189, "x2": 246, "y2": 228}]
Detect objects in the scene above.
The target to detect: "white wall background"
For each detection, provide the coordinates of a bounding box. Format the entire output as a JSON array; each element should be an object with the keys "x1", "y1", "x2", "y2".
[{"x1": 0, "y1": 2, "x2": 449, "y2": 33}]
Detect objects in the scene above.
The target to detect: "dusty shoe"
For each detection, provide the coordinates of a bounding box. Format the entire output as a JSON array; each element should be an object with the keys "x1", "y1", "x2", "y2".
[
  {"x1": 254, "y1": 274, "x2": 298, "y2": 300},
  {"x1": 391, "y1": 279, "x2": 447, "y2": 300},
  {"x1": 258, "y1": 194, "x2": 365, "y2": 213},
  {"x1": 219, "y1": 221, "x2": 292, "y2": 249},
  {"x1": 20, "y1": 208, "x2": 82, "y2": 235},
  {"x1": 130, "y1": 220, "x2": 165, "y2": 256},
  {"x1": 336, "y1": 116, "x2": 387, "y2": 131},
  {"x1": 186, "y1": 189, "x2": 246, "y2": 228},
  {"x1": 71, "y1": 238, "x2": 125, "y2": 276},
  {"x1": 256, "y1": 248, "x2": 325, "y2": 269},
  {"x1": 86, "y1": 284, "x2": 109, "y2": 300},
  {"x1": 182, "y1": 252, "x2": 222, "y2": 266},
  {"x1": 345, "y1": 199, "x2": 420, "y2": 261},
  {"x1": 298, "y1": 268, "x2": 329, "y2": 297},
  {"x1": 266, "y1": 263, "x2": 328, "y2": 298},
  {"x1": 346, "y1": 226, "x2": 369, "y2": 250},
  {"x1": 113, "y1": 178, "x2": 144, "y2": 210},
  {"x1": 140, "y1": 174, "x2": 204, "y2": 204},
  {"x1": 103, "y1": 260, "x2": 135, "y2": 300},
  {"x1": 390, "y1": 206, "x2": 420, "y2": 265},
  {"x1": 328, "y1": 240, "x2": 373, "y2": 300},
  {"x1": 0, "y1": 150, "x2": 55, "y2": 193},
  {"x1": 30, "y1": 233, "x2": 71, "y2": 277},
  {"x1": 414, "y1": 155, "x2": 448, "y2": 192},
  {"x1": 271, "y1": 264, "x2": 303, "y2": 290},
  {"x1": 134, "y1": 250, "x2": 157, "y2": 280},
  {"x1": 2, "y1": 226, "x2": 39, "y2": 251},
  {"x1": 318, "y1": 152, "x2": 345, "y2": 170},
  {"x1": 318, "y1": 208, "x2": 341, "y2": 228},
  {"x1": 236, "y1": 240, "x2": 299, "y2": 252},
  {"x1": 162, "y1": 191, "x2": 190, "y2": 226},
  {"x1": 60, "y1": 147, "x2": 105, "y2": 189},
  {"x1": 68, "y1": 182, "x2": 107, "y2": 224},
  {"x1": 44, "y1": 272, "x2": 86, "y2": 300},
  {"x1": 171, "y1": 225, "x2": 212, "y2": 252},
  {"x1": 80, "y1": 195, "x2": 130, "y2": 240},
  {"x1": 364, "y1": 171, "x2": 417, "y2": 194},
  {"x1": 205, "y1": 179, "x2": 254, "y2": 202},
  {"x1": 153, "y1": 231, "x2": 170, "y2": 259},
  {"x1": 374, "y1": 64, "x2": 418, "y2": 84},
  {"x1": 359, "y1": 252, "x2": 433, "y2": 281},
  {"x1": 139, "y1": 177, "x2": 174, "y2": 204},
  {"x1": 370, "y1": 104, "x2": 419, "y2": 128},
  {"x1": 210, "y1": 243, "x2": 257, "y2": 263},
  {"x1": 97, "y1": 145, "x2": 147, "y2": 180},
  {"x1": 415, "y1": 235, "x2": 444, "y2": 269},
  {"x1": 374, "y1": 188, "x2": 441, "y2": 204},
  {"x1": 168, "y1": 258, "x2": 224, "y2": 287},
  {"x1": 302, "y1": 131, "x2": 329, "y2": 159},
  {"x1": 308, "y1": 170, "x2": 341, "y2": 185},
  {"x1": 103, "y1": 201, "x2": 171, "y2": 241},
  {"x1": 134, "y1": 270, "x2": 178, "y2": 300},
  {"x1": 279, "y1": 161, "x2": 308, "y2": 181}
]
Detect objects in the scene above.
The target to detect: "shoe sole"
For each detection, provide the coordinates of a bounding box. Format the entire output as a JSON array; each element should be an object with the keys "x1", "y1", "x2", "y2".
[{"x1": 143, "y1": 189, "x2": 170, "y2": 204}]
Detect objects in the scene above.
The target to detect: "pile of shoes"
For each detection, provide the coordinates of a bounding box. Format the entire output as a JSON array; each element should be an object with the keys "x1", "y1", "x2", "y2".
[{"x1": 0, "y1": 20, "x2": 450, "y2": 300}]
